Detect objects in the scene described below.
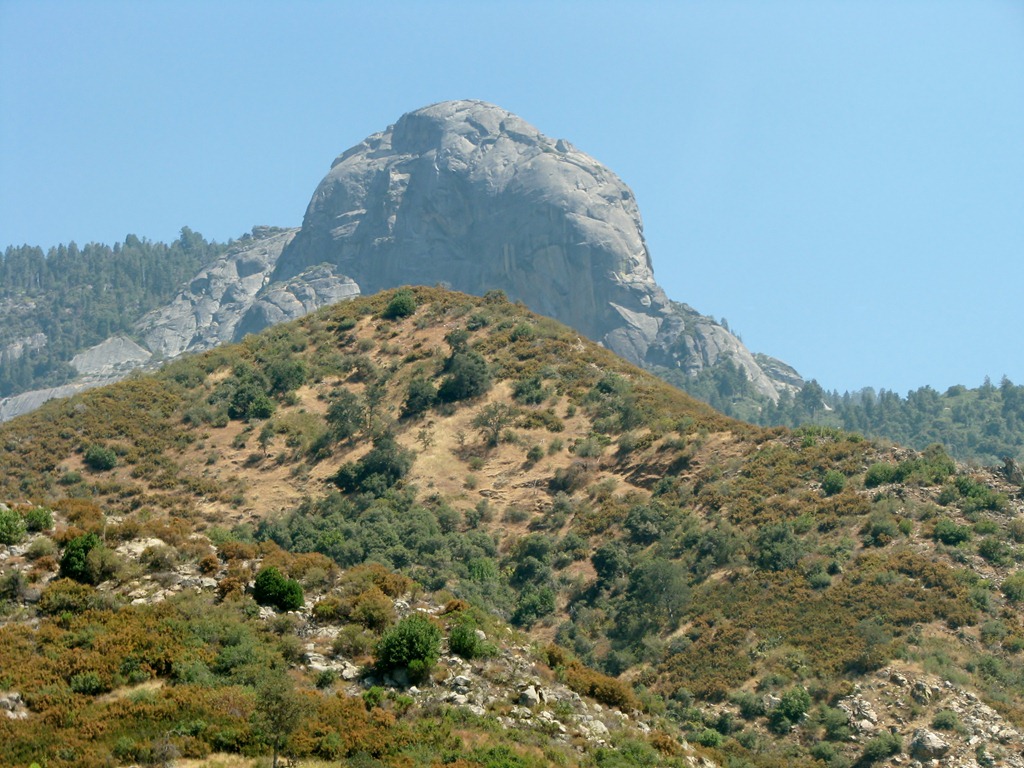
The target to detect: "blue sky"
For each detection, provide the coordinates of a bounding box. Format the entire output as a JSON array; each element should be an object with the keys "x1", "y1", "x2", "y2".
[{"x1": 1, "y1": 1, "x2": 1022, "y2": 395}]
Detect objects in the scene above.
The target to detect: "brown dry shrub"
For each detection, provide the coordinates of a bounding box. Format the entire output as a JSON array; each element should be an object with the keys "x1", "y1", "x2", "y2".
[
  {"x1": 216, "y1": 576, "x2": 246, "y2": 601},
  {"x1": 53, "y1": 498, "x2": 104, "y2": 532},
  {"x1": 217, "y1": 540, "x2": 255, "y2": 562}
]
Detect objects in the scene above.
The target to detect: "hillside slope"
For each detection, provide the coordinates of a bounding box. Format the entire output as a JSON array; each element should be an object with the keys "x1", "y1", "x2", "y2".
[{"x1": 1, "y1": 287, "x2": 1022, "y2": 768}]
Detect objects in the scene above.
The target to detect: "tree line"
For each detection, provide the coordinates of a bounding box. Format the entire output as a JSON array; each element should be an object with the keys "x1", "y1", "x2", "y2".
[
  {"x1": 0, "y1": 228, "x2": 226, "y2": 397},
  {"x1": 664, "y1": 358, "x2": 1024, "y2": 466}
]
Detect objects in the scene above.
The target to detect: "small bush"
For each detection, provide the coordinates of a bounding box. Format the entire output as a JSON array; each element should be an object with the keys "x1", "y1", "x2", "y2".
[
  {"x1": 934, "y1": 517, "x2": 971, "y2": 545},
  {"x1": 253, "y1": 566, "x2": 304, "y2": 611},
  {"x1": 449, "y1": 616, "x2": 496, "y2": 660},
  {"x1": 350, "y1": 587, "x2": 395, "y2": 631},
  {"x1": 978, "y1": 536, "x2": 1012, "y2": 566},
  {"x1": 0, "y1": 506, "x2": 27, "y2": 545},
  {"x1": 731, "y1": 690, "x2": 766, "y2": 720},
  {"x1": 860, "y1": 732, "x2": 902, "y2": 763},
  {"x1": 374, "y1": 614, "x2": 442, "y2": 683},
  {"x1": 821, "y1": 470, "x2": 846, "y2": 496},
  {"x1": 402, "y1": 376, "x2": 437, "y2": 418},
  {"x1": 1001, "y1": 571, "x2": 1024, "y2": 603},
  {"x1": 694, "y1": 728, "x2": 723, "y2": 747},
  {"x1": 861, "y1": 512, "x2": 900, "y2": 547},
  {"x1": 84, "y1": 444, "x2": 118, "y2": 471},
  {"x1": 60, "y1": 532, "x2": 102, "y2": 583},
  {"x1": 865, "y1": 463, "x2": 897, "y2": 488},
  {"x1": 382, "y1": 288, "x2": 417, "y2": 319},
  {"x1": 437, "y1": 350, "x2": 490, "y2": 402},
  {"x1": 23, "y1": 506, "x2": 53, "y2": 532},
  {"x1": 37, "y1": 578, "x2": 107, "y2": 614},
  {"x1": 931, "y1": 709, "x2": 961, "y2": 731}
]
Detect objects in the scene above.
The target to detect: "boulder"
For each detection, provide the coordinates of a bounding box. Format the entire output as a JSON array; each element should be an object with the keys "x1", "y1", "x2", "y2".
[
  {"x1": 518, "y1": 685, "x2": 541, "y2": 707},
  {"x1": 909, "y1": 729, "x2": 950, "y2": 760}
]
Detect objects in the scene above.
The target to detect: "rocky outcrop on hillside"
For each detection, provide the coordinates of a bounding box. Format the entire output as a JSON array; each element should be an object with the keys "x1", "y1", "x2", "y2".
[
  {"x1": 137, "y1": 226, "x2": 360, "y2": 357},
  {"x1": 137, "y1": 226, "x2": 300, "y2": 358},
  {"x1": 275, "y1": 100, "x2": 796, "y2": 399},
  {"x1": 70, "y1": 336, "x2": 151, "y2": 378},
  {"x1": 0, "y1": 336, "x2": 154, "y2": 422},
  {"x1": 0, "y1": 517, "x2": 717, "y2": 767}
]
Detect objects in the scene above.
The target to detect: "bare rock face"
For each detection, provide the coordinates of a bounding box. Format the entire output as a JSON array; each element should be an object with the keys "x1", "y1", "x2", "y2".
[
  {"x1": 909, "y1": 728, "x2": 951, "y2": 760},
  {"x1": 233, "y1": 263, "x2": 359, "y2": 342},
  {"x1": 136, "y1": 226, "x2": 360, "y2": 359},
  {"x1": 0, "y1": 336, "x2": 153, "y2": 422},
  {"x1": 275, "y1": 100, "x2": 791, "y2": 398},
  {"x1": 137, "y1": 227, "x2": 299, "y2": 358},
  {"x1": 71, "y1": 336, "x2": 151, "y2": 378}
]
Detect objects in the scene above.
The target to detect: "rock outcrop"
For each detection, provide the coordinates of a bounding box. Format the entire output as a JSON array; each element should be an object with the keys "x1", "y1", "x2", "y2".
[
  {"x1": 0, "y1": 336, "x2": 153, "y2": 422},
  {"x1": 0, "y1": 100, "x2": 801, "y2": 422},
  {"x1": 137, "y1": 226, "x2": 360, "y2": 358},
  {"x1": 276, "y1": 100, "x2": 795, "y2": 399},
  {"x1": 137, "y1": 226, "x2": 300, "y2": 358},
  {"x1": 70, "y1": 336, "x2": 151, "y2": 378}
]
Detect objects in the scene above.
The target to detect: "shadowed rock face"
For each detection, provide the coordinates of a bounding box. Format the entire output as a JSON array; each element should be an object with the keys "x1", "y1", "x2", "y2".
[{"x1": 276, "y1": 100, "x2": 792, "y2": 398}]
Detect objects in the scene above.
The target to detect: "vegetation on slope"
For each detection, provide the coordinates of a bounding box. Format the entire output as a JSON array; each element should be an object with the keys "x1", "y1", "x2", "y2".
[{"x1": 0, "y1": 287, "x2": 1022, "y2": 768}]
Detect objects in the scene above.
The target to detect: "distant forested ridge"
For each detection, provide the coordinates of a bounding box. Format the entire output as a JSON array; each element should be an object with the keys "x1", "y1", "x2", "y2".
[
  {"x1": 0, "y1": 228, "x2": 226, "y2": 396},
  {"x1": 672, "y1": 360, "x2": 1024, "y2": 466}
]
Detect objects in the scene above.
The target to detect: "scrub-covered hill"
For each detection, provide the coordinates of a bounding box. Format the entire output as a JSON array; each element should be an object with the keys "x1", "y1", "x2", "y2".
[{"x1": 1, "y1": 287, "x2": 1022, "y2": 768}]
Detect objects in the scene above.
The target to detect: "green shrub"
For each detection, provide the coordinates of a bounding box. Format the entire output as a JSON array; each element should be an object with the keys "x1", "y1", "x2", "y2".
[
  {"x1": 60, "y1": 532, "x2": 102, "y2": 583},
  {"x1": 438, "y1": 350, "x2": 490, "y2": 402},
  {"x1": 511, "y1": 586, "x2": 556, "y2": 628},
  {"x1": 694, "y1": 728, "x2": 723, "y2": 747},
  {"x1": 768, "y1": 686, "x2": 810, "y2": 732},
  {"x1": 821, "y1": 470, "x2": 846, "y2": 496},
  {"x1": 332, "y1": 432, "x2": 414, "y2": 496},
  {"x1": 978, "y1": 536, "x2": 1012, "y2": 566},
  {"x1": 325, "y1": 389, "x2": 364, "y2": 441},
  {"x1": 69, "y1": 671, "x2": 107, "y2": 695},
  {"x1": 931, "y1": 709, "x2": 961, "y2": 731},
  {"x1": 448, "y1": 616, "x2": 496, "y2": 660},
  {"x1": 865, "y1": 463, "x2": 897, "y2": 488},
  {"x1": 253, "y1": 566, "x2": 304, "y2": 611},
  {"x1": 265, "y1": 358, "x2": 307, "y2": 395},
  {"x1": 227, "y1": 381, "x2": 275, "y2": 421},
  {"x1": 374, "y1": 614, "x2": 441, "y2": 683},
  {"x1": 861, "y1": 511, "x2": 900, "y2": 547},
  {"x1": 0, "y1": 506, "x2": 26, "y2": 545},
  {"x1": 84, "y1": 444, "x2": 118, "y2": 471},
  {"x1": 1003, "y1": 571, "x2": 1024, "y2": 603},
  {"x1": 402, "y1": 376, "x2": 437, "y2": 418},
  {"x1": 513, "y1": 375, "x2": 548, "y2": 405},
  {"x1": 23, "y1": 506, "x2": 53, "y2": 532},
  {"x1": 860, "y1": 732, "x2": 902, "y2": 763},
  {"x1": 754, "y1": 522, "x2": 804, "y2": 571},
  {"x1": 818, "y1": 706, "x2": 851, "y2": 741},
  {"x1": 934, "y1": 517, "x2": 971, "y2": 545},
  {"x1": 37, "y1": 578, "x2": 107, "y2": 614},
  {"x1": 731, "y1": 690, "x2": 766, "y2": 720},
  {"x1": 382, "y1": 288, "x2": 417, "y2": 319}
]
